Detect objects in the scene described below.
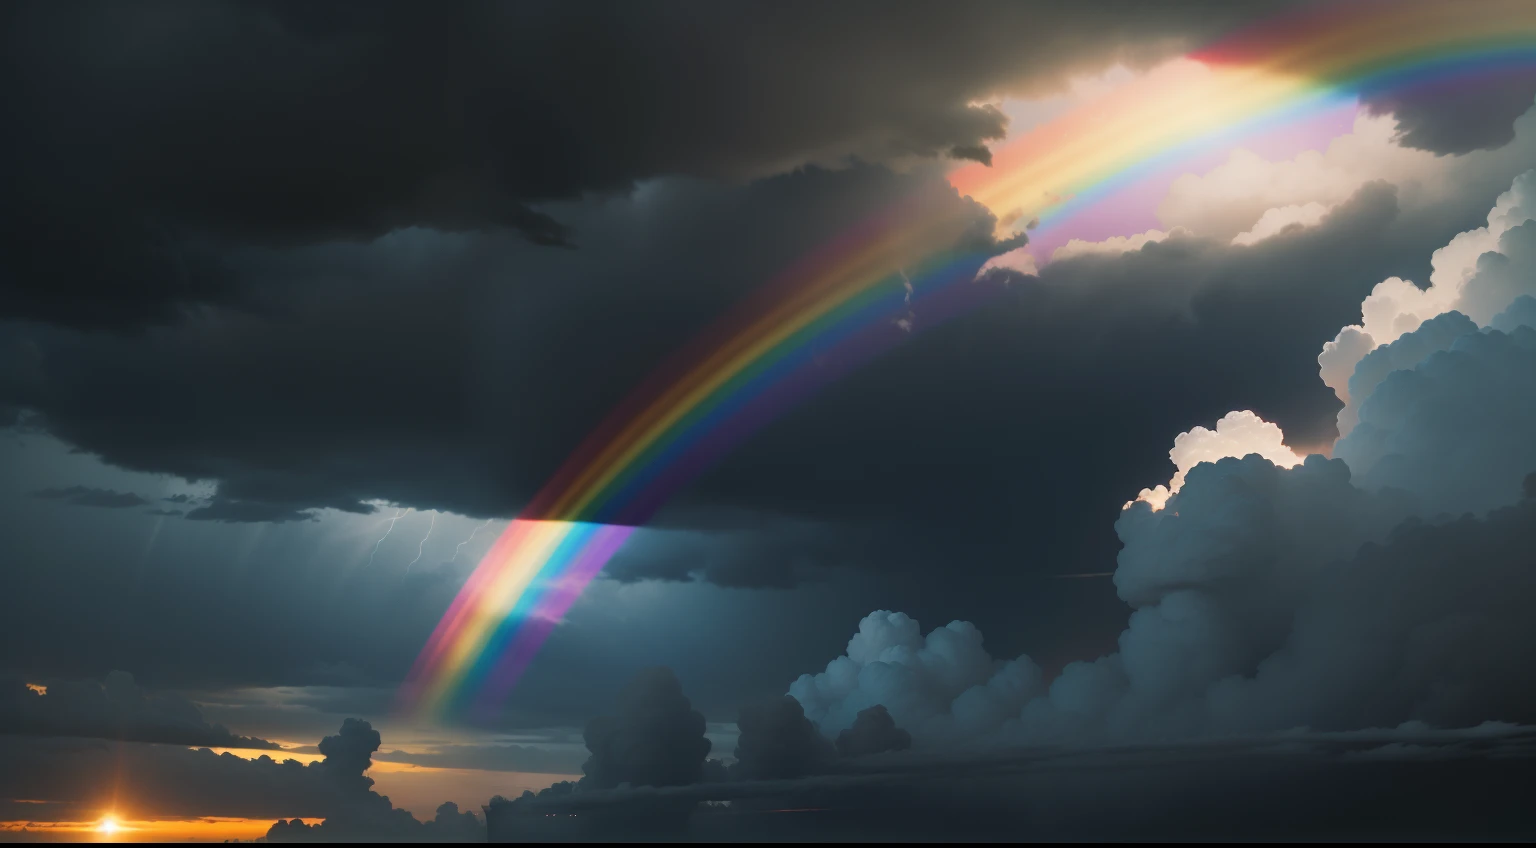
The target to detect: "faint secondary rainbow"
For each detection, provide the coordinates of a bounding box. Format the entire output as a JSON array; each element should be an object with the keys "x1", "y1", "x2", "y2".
[{"x1": 402, "y1": 0, "x2": 1536, "y2": 720}]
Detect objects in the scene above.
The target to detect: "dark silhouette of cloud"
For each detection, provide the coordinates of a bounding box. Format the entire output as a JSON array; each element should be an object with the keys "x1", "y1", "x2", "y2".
[
  {"x1": 581, "y1": 667, "x2": 713, "y2": 790},
  {"x1": 836, "y1": 705, "x2": 913, "y2": 757},
  {"x1": 732, "y1": 695, "x2": 834, "y2": 780},
  {"x1": 0, "y1": 671, "x2": 278, "y2": 749}
]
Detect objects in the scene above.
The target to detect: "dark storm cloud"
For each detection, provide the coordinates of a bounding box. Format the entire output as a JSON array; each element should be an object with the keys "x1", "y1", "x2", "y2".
[
  {"x1": 31, "y1": 484, "x2": 148, "y2": 509},
  {"x1": 0, "y1": 671, "x2": 278, "y2": 749},
  {"x1": 731, "y1": 695, "x2": 834, "y2": 780},
  {"x1": 836, "y1": 705, "x2": 913, "y2": 757},
  {"x1": 0, "y1": 174, "x2": 1430, "y2": 579},
  {"x1": 0, "y1": 164, "x2": 1008, "y2": 533},
  {"x1": 580, "y1": 667, "x2": 713, "y2": 790},
  {"x1": 0, "y1": 0, "x2": 1297, "y2": 330},
  {"x1": 1363, "y1": 68, "x2": 1536, "y2": 156}
]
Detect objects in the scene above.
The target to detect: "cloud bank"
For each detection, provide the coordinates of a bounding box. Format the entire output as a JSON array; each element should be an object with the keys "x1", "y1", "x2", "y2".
[{"x1": 786, "y1": 170, "x2": 1536, "y2": 747}]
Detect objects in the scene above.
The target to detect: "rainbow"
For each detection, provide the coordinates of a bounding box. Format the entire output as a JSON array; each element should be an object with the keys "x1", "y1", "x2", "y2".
[{"x1": 401, "y1": 0, "x2": 1536, "y2": 719}]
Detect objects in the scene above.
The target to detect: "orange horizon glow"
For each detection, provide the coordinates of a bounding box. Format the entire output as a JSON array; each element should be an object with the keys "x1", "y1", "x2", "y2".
[
  {"x1": 185, "y1": 746, "x2": 579, "y2": 822},
  {"x1": 0, "y1": 816, "x2": 281, "y2": 842}
]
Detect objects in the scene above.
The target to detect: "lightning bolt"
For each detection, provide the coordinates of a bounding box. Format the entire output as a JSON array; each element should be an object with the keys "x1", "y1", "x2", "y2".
[
  {"x1": 366, "y1": 507, "x2": 411, "y2": 567},
  {"x1": 452, "y1": 518, "x2": 495, "y2": 563},
  {"x1": 406, "y1": 510, "x2": 438, "y2": 573}
]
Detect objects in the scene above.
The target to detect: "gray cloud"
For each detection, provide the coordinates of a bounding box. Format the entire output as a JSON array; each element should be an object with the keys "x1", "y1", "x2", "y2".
[
  {"x1": 1492, "y1": 294, "x2": 1536, "y2": 333},
  {"x1": 31, "y1": 485, "x2": 148, "y2": 509},
  {"x1": 0, "y1": 671, "x2": 278, "y2": 749},
  {"x1": 1337, "y1": 326, "x2": 1536, "y2": 518}
]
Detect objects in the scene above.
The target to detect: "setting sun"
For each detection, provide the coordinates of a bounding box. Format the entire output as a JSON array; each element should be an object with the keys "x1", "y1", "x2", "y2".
[{"x1": 97, "y1": 816, "x2": 119, "y2": 835}]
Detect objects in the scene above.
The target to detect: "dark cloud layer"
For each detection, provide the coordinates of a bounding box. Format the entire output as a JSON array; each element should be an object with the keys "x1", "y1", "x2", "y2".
[
  {"x1": 1, "y1": 0, "x2": 1293, "y2": 330},
  {"x1": 0, "y1": 671, "x2": 278, "y2": 749}
]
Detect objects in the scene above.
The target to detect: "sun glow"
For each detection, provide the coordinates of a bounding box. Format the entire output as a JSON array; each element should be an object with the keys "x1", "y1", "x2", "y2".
[{"x1": 97, "y1": 816, "x2": 120, "y2": 835}]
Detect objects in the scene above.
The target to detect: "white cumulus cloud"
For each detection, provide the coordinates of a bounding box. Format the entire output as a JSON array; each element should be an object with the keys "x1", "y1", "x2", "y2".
[
  {"x1": 1128, "y1": 410, "x2": 1302, "y2": 511},
  {"x1": 1231, "y1": 201, "x2": 1332, "y2": 246}
]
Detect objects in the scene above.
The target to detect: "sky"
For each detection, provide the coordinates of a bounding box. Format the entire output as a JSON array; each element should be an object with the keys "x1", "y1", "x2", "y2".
[{"x1": 3, "y1": 0, "x2": 1536, "y2": 842}]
